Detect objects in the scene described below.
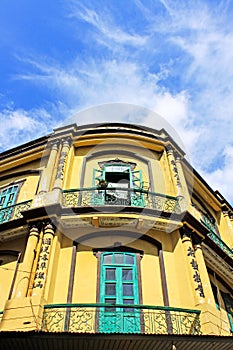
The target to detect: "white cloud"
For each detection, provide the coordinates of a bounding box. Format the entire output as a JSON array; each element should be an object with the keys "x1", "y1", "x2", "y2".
[
  {"x1": 68, "y1": 1, "x2": 148, "y2": 48},
  {"x1": 201, "y1": 145, "x2": 233, "y2": 204},
  {"x1": 0, "y1": 108, "x2": 54, "y2": 152},
  {"x1": 9, "y1": 0, "x2": 233, "y2": 204},
  {"x1": 16, "y1": 57, "x2": 198, "y2": 155}
]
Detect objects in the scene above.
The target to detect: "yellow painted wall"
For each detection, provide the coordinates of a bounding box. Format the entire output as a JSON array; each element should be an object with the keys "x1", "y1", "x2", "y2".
[
  {"x1": 0, "y1": 158, "x2": 41, "y2": 203},
  {"x1": 219, "y1": 213, "x2": 233, "y2": 248},
  {"x1": 0, "y1": 237, "x2": 27, "y2": 309},
  {"x1": 67, "y1": 142, "x2": 168, "y2": 195},
  {"x1": 52, "y1": 235, "x2": 73, "y2": 303},
  {"x1": 168, "y1": 231, "x2": 195, "y2": 307},
  {"x1": 0, "y1": 260, "x2": 17, "y2": 310},
  {"x1": 160, "y1": 150, "x2": 176, "y2": 196},
  {"x1": 124, "y1": 239, "x2": 163, "y2": 306},
  {"x1": 72, "y1": 247, "x2": 98, "y2": 303}
]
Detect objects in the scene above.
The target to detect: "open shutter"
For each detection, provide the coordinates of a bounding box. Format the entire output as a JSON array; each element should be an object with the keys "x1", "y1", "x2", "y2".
[
  {"x1": 130, "y1": 170, "x2": 145, "y2": 207},
  {"x1": 92, "y1": 169, "x2": 105, "y2": 205},
  {"x1": 92, "y1": 169, "x2": 105, "y2": 187},
  {"x1": 131, "y1": 170, "x2": 143, "y2": 189}
]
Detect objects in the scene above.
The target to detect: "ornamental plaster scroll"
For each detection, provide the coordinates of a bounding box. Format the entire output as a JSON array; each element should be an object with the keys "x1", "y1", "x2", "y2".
[{"x1": 98, "y1": 158, "x2": 137, "y2": 171}]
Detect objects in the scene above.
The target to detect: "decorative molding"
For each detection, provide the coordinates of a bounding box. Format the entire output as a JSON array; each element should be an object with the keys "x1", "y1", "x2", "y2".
[
  {"x1": 166, "y1": 144, "x2": 174, "y2": 155},
  {"x1": 98, "y1": 158, "x2": 137, "y2": 170}
]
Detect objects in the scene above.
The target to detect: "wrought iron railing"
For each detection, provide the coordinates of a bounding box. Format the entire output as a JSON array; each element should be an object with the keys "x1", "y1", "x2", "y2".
[
  {"x1": 207, "y1": 231, "x2": 233, "y2": 259},
  {"x1": 201, "y1": 215, "x2": 217, "y2": 234},
  {"x1": 42, "y1": 303, "x2": 201, "y2": 335},
  {"x1": 0, "y1": 200, "x2": 32, "y2": 224},
  {"x1": 201, "y1": 216, "x2": 233, "y2": 259},
  {"x1": 62, "y1": 188, "x2": 181, "y2": 214}
]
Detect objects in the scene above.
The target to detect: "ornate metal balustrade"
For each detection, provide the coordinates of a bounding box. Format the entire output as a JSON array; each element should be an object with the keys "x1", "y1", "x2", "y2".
[
  {"x1": 201, "y1": 215, "x2": 233, "y2": 259},
  {"x1": 207, "y1": 231, "x2": 233, "y2": 259},
  {"x1": 42, "y1": 303, "x2": 201, "y2": 335},
  {"x1": 62, "y1": 188, "x2": 181, "y2": 214},
  {"x1": 0, "y1": 200, "x2": 32, "y2": 224}
]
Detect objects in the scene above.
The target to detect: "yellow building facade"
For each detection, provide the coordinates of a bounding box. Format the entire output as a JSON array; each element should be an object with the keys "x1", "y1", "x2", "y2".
[{"x1": 0, "y1": 123, "x2": 232, "y2": 349}]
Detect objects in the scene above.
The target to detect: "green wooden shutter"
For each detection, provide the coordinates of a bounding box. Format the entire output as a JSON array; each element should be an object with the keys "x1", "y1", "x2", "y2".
[
  {"x1": 92, "y1": 169, "x2": 105, "y2": 205},
  {"x1": 99, "y1": 252, "x2": 140, "y2": 333},
  {"x1": 131, "y1": 170, "x2": 143, "y2": 189},
  {"x1": 92, "y1": 168, "x2": 105, "y2": 187},
  {"x1": 131, "y1": 170, "x2": 145, "y2": 207},
  {"x1": 0, "y1": 185, "x2": 19, "y2": 223},
  {"x1": 92, "y1": 166, "x2": 145, "y2": 207}
]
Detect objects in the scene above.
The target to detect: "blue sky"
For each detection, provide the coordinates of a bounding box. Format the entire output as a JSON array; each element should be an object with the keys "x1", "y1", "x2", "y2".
[{"x1": 0, "y1": 0, "x2": 233, "y2": 204}]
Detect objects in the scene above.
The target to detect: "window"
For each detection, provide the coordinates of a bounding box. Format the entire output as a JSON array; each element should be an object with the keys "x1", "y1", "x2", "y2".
[
  {"x1": 0, "y1": 185, "x2": 19, "y2": 223},
  {"x1": 210, "y1": 275, "x2": 233, "y2": 333},
  {"x1": 99, "y1": 252, "x2": 141, "y2": 333},
  {"x1": 222, "y1": 292, "x2": 233, "y2": 333},
  {"x1": 211, "y1": 282, "x2": 220, "y2": 309},
  {"x1": 93, "y1": 163, "x2": 145, "y2": 206}
]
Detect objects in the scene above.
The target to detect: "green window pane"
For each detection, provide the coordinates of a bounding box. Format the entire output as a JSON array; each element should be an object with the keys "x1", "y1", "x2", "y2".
[
  {"x1": 0, "y1": 196, "x2": 6, "y2": 206},
  {"x1": 9, "y1": 194, "x2": 14, "y2": 201},
  {"x1": 123, "y1": 283, "x2": 134, "y2": 296},
  {"x1": 125, "y1": 254, "x2": 134, "y2": 264},
  {"x1": 122, "y1": 269, "x2": 133, "y2": 280},
  {"x1": 105, "y1": 298, "x2": 116, "y2": 312},
  {"x1": 106, "y1": 268, "x2": 116, "y2": 280},
  {"x1": 114, "y1": 254, "x2": 124, "y2": 264},
  {"x1": 103, "y1": 254, "x2": 112, "y2": 264},
  {"x1": 105, "y1": 283, "x2": 116, "y2": 295},
  {"x1": 123, "y1": 299, "x2": 134, "y2": 312},
  {"x1": 105, "y1": 298, "x2": 116, "y2": 304}
]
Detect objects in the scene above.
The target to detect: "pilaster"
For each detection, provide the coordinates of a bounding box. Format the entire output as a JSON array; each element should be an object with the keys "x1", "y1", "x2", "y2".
[
  {"x1": 53, "y1": 138, "x2": 71, "y2": 191},
  {"x1": 166, "y1": 145, "x2": 176, "y2": 193},
  {"x1": 32, "y1": 222, "x2": 55, "y2": 297},
  {"x1": 174, "y1": 152, "x2": 190, "y2": 212},
  {"x1": 193, "y1": 238, "x2": 216, "y2": 306},
  {"x1": 14, "y1": 225, "x2": 40, "y2": 298},
  {"x1": 180, "y1": 226, "x2": 205, "y2": 306},
  {"x1": 38, "y1": 141, "x2": 59, "y2": 194}
]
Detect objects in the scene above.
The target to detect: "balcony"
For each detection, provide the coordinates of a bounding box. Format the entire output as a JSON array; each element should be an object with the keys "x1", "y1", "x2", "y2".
[
  {"x1": 0, "y1": 200, "x2": 32, "y2": 224},
  {"x1": 42, "y1": 303, "x2": 201, "y2": 335},
  {"x1": 62, "y1": 188, "x2": 181, "y2": 214},
  {"x1": 201, "y1": 216, "x2": 233, "y2": 259}
]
